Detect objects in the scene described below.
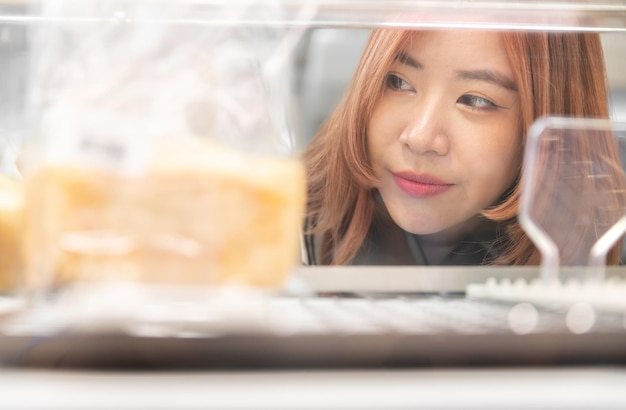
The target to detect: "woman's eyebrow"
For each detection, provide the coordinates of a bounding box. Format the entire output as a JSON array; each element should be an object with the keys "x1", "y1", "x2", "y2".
[
  {"x1": 395, "y1": 51, "x2": 422, "y2": 70},
  {"x1": 456, "y1": 69, "x2": 517, "y2": 91}
]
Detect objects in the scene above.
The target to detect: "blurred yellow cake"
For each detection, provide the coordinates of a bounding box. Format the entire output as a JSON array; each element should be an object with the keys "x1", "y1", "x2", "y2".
[
  {"x1": 22, "y1": 139, "x2": 305, "y2": 290},
  {"x1": 0, "y1": 174, "x2": 22, "y2": 293}
]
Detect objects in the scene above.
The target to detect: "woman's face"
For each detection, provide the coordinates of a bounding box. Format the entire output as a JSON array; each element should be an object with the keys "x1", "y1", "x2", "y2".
[{"x1": 368, "y1": 31, "x2": 522, "y2": 239}]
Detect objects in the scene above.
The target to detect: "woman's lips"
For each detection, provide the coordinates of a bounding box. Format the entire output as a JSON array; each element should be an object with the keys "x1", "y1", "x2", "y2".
[{"x1": 393, "y1": 172, "x2": 452, "y2": 198}]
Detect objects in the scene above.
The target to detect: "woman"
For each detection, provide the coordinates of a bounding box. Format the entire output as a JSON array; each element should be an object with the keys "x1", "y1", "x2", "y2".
[{"x1": 303, "y1": 29, "x2": 622, "y2": 266}]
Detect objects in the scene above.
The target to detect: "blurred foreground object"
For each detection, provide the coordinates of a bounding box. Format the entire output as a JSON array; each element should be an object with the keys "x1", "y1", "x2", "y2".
[
  {"x1": 0, "y1": 174, "x2": 21, "y2": 293},
  {"x1": 19, "y1": 0, "x2": 308, "y2": 294},
  {"x1": 22, "y1": 139, "x2": 305, "y2": 290}
]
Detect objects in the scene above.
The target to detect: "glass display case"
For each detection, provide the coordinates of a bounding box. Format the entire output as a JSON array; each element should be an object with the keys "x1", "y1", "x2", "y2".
[{"x1": 0, "y1": 0, "x2": 625, "y2": 372}]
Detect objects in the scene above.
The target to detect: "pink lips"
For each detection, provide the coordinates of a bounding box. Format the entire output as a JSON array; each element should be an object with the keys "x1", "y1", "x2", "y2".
[{"x1": 393, "y1": 172, "x2": 452, "y2": 198}]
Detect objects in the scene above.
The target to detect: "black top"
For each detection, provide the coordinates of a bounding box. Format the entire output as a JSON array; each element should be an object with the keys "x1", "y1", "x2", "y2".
[
  {"x1": 305, "y1": 205, "x2": 503, "y2": 266},
  {"x1": 351, "y1": 207, "x2": 502, "y2": 266}
]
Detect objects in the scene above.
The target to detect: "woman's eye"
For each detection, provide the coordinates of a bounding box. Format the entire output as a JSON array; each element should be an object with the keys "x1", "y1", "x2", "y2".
[
  {"x1": 457, "y1": 95, "x2": 500, "y2": 111},
  {"x1": 385, "y1": 74, "x2": 414, "y2": 92}
]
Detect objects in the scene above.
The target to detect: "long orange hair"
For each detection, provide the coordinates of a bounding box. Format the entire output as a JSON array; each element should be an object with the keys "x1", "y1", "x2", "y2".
[{"x1": 303, "y1": 29, "x2": 618, "y2": 266}]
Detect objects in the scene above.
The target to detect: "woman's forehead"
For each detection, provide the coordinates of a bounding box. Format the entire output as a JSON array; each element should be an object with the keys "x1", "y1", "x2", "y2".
[{"x1": 390, "y1": 31, "x2": 513, "y2": 77}]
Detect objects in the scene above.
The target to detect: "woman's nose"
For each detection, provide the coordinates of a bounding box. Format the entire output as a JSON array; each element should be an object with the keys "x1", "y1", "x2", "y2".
[{"x1": 398, "y1": 99, "x2": 450, "y2": 156}]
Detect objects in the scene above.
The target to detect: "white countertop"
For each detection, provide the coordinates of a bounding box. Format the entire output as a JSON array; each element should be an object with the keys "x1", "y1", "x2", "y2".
[{"x1": 1, "y1": 367, "x2": 626, "y2": 409}]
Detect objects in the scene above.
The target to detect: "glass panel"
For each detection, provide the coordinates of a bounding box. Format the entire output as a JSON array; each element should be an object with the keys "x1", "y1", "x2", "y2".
[{"x1": 519, "y1": 118, "x2": 626, "y2": 281}]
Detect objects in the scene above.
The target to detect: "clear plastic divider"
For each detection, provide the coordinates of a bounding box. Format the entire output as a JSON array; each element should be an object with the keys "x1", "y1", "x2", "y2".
[{"x1": 519, "y1": 117, "x2": 626, "y2": 283}]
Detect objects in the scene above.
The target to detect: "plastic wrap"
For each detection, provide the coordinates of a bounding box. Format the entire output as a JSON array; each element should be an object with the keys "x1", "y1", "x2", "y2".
[{"x1": 20, "y1": 0, "x2": 308, "y2": 295}]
